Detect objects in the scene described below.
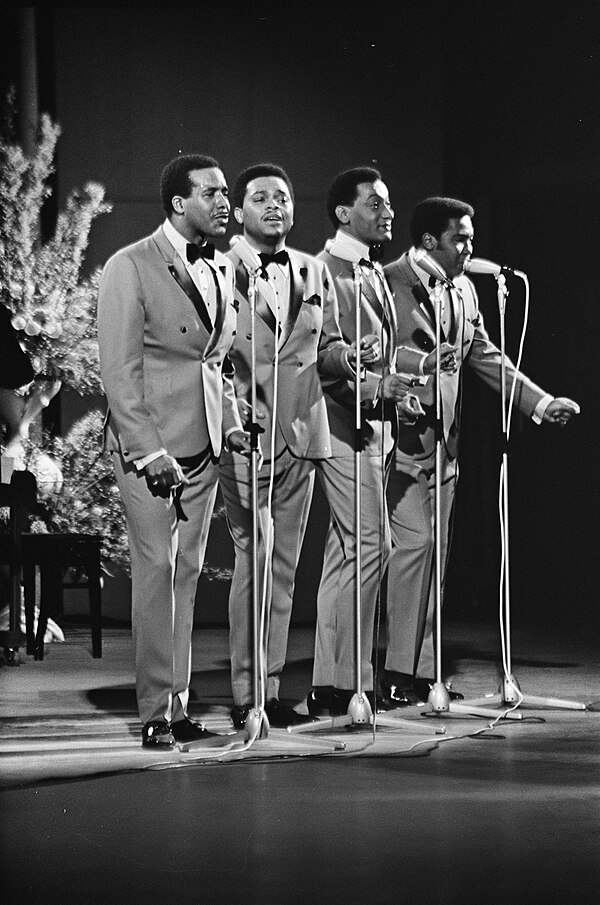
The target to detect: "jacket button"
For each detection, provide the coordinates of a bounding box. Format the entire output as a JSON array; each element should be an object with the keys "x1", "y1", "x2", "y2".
[
  {"x1": 297, "y1": 362, "x2": 302, "y2": 368},
  {"x1": 180, "y1": 326, "x2": 187, "y2": 333},
  {"x1": 311, "y1": 328, "x2": 317, "y2": 334}
]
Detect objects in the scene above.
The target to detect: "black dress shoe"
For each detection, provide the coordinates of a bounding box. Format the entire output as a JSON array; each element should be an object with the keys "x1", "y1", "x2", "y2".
[
  {"x1": 142, "y1": 720, "x2": 175, "y2": 748},
  {"x1": 170, "y1": 716, "x2": 219, "y2": 742},
  {"x1": 413, "y1": 678, "x2": 464, "y2": 703},
  {"x1": 307, "y1": 685, "x2": 336, "y2": 716},
  {"x1": 265, "y1": 699, "x2": 318, "y2": 728},
  {"x1": 380, "y1": 672, "x2": 421, "y2": 707},
  {"x1": 306, "y1": 686, "x2": 356, "y2": 717},
  {"x1": 230, "y1": 704, "x2": 253, "y2": 729}
]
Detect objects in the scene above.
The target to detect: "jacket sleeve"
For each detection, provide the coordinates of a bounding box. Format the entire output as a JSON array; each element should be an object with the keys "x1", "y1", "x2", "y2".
[{"x1": 97, "y1": 250, "x2": 165, "y2": 460}]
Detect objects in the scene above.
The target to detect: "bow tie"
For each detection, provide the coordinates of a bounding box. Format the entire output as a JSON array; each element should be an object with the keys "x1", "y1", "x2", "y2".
[
  {"x1": 259, "y1": 250, "x2": 289, "y2": 270},
  {"x1": 186, "y1": 242, "x2": 215, "y2": 263},
  {"x1": 359, "y1": 245, "x2": 384, "y2": 269}
]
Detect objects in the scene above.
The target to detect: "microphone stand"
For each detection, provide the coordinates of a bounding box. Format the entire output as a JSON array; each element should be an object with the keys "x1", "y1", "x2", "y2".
[
  {"x1": 291, "y1": 264, "x2": 443, "y2": 737},
  {"x1": 462, "y1": 273, "x2": 586, "y2": 713},
  {"x1": 419, "y1": 273, "x2": 522, "y2": 722},
  {"x1": 184, "y1": 251, "x2": 340, "y2": 755}
]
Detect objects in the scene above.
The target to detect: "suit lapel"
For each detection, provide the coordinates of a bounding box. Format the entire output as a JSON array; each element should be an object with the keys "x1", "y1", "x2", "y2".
[
  {"x1": 411, "y1": 280, "x2": 450, "y2": 343},
  {"x1": 168, "y1": 254, "x2": 213, "y2": 335},
  {"x1": 203, "y1": 263, "x2": 227, "y2": 357},
  {"x1": 234, "y1": 260, "x2": 280, "y2": 337},
  {"x1": 279, "y1": 256, "x2": 305, "y2": 349}
]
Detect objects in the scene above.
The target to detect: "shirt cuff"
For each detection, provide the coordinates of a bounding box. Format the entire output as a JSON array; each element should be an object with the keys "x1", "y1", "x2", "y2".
[
  {"x1": 134, "y1": 448, "x2": 167, "y2": 470},
  {"x1": 532, "y1": 394, "x2": 553, "y2": 425}
]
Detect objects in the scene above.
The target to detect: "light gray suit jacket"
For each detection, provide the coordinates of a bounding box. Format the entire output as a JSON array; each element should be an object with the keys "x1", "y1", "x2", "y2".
[
  {"x1": 226, "y1": 245, "x2": 354, "y2": 460},
  {"x1": 384, "y1": 252, "x2": 548, "y2": 472},
  {"x1": 98, "y1": 226, "x2": 242, "y2": 463}
]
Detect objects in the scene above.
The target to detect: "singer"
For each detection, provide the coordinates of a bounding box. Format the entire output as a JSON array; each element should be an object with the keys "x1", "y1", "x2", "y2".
[
  {"x1": 308, "y1": 168, "x2": 422, "y2": 717},
  {"x1": 98, "y1": 155, "x2": 251, "y2": 747},
  {"x1": 381, "y1": 196, "x2": 580, "y2": 707},
  {"x1": 220, "y1": 163, "x2": 361, "y2": 730}
]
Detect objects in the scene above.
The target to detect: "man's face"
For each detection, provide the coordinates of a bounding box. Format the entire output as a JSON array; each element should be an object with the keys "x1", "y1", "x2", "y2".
[
  {"x1": 428, "y1": 215, "x2": 474, "y2": 279},
  {"x1": 235, "y1": 176, "x2": 294, "y2": 249},
  {"x1": 178, "y1": 167, "x2": 230, "y2": 239},
  {"x1": 338, "y1": 180, "x2": 394, "y2": 246}
]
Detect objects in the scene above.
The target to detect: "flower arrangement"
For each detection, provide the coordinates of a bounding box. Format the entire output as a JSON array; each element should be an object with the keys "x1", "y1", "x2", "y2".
[{"x1": 0, "y1": 97, "x2": 111, "y2": 396}]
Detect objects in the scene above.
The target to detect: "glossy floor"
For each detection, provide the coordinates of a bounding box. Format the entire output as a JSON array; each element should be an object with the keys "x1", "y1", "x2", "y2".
[{"x1": 1, "y1": 617, "x2": 599, "y2": 905}]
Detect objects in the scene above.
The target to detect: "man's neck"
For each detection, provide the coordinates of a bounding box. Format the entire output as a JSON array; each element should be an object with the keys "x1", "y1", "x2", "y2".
[
  {"x1": 169, "y1": 217, "x2": 207, "y2": 246},
  {"x1": 245, "y1": 235, "x2": 287, "y2": 255}
]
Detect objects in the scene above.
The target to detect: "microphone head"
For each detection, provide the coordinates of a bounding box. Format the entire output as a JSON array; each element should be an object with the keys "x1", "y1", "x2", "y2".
[
  {"x1": 228, "y1": 235, "x2": 262, "y2": 272},
  {"x1": 413, "y1": 249, "x2": 451, "y2": 285},
  {"x1": 464, "y1": 257, "x2": 502, "y2": 276}
]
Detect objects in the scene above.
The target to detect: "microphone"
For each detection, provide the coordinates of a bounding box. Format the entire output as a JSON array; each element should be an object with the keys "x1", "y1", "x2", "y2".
[
  {"x1": 413, "y1": 249, "x2": 453, "y2": 287},
  {"x1": 229, "y1": 235, "x2": 262, "y2": 274},
  {"x1": 464, "y1": 257, "x2": 515, "y2": 276}
]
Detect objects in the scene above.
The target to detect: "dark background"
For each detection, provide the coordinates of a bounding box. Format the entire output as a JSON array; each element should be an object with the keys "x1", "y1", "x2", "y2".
[{"x1": 1, "y1": 2, "x2": 598, "y2": 628}]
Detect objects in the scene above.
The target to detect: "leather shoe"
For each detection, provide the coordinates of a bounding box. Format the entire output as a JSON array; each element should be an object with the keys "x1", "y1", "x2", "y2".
[
  {"x1": 380, "y1": 672, "x2": 421, "y2": 707},
  {"x1": 142, "y1": 720, "x2": 175, "y2": 748},
  {"x1": 265, "y1": 699, "x2": 318, "y2": 728},
  {"x1": 170, "y1": 716, "x2": 219, "y2": 742},
  {"x1": 307, "y1": 686, "x2": 355, "y2": 717},
  {"x1": 230, "y1": 704, "x2": 252, "y2": 729},
  {"x1": 413, "y1": 678, "x2": 464, "y2": 703}
]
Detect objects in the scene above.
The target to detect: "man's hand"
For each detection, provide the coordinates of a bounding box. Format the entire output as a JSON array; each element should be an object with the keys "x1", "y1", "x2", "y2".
[
  {"x1": 543, "y1": 397, "x2": 580, "y2": 425},
  {"x1": 423, "y1": 342, "x2": 457, "y2": 376},
  {"x1": 237, "y1": 398, "x2": 266, "y2": 424},
  {"x1": 348, "y1": 334, "x2": 381, "y2": 367},
  {"x1": 145, "y1": 454, "x2": 189, "y2": 497},
  {"x1": 398, "y1": 393, "x2": 425, "y2": 425},
  {"x1": 380, "y1": 373, "x2": 415, "y2": 402},
  {"x1": 228, "y1": 429, "x2": 253, "y2": 456}
]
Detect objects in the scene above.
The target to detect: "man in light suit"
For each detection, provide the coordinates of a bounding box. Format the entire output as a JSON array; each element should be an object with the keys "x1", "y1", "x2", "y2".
[
  {"x1": 220, "y1": 163, "x2": 369, "y2": 730},
  {"x1": 382, "y1": 196, "x2": 580, "y2": 706},
  {"x1": 98, "y1": 154, "x2": 250, "y2": 747},
  {"x1": 308, "y1": 167, "x2": 421, "y2": 717}
]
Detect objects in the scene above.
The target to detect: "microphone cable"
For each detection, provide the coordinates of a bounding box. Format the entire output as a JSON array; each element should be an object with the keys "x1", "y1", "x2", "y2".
[{"x1": 496, "y1": 271, "x2": 531, "y2": 716}]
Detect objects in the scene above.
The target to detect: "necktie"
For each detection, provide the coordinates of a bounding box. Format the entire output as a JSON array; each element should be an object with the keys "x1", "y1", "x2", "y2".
[
  {"x1": 186, "y1": 242, "x2": 215, "y2": 263},
  {"x1": 259, "y1": 250, "x2": 289, "y2": 270}
]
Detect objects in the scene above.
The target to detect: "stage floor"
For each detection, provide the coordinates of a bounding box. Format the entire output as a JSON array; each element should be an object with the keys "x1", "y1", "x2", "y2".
[{"x1": 1, "y1": 616, "x2": 599, "y2": 905}]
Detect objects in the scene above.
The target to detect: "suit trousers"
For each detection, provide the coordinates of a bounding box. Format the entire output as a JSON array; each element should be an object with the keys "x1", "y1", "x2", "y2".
[
  {"x1": 112, "y1": 451, "x2": 219, "y2": 725},
  {"x1": 312, "y1": 454, "x2": 391, "y2": 691},
  {"x1": 220, "y1": 448, "x2": 314, "y2": 706},
  {"x1": 385, "y1": 454, "x2": 457, "y2": 679}
]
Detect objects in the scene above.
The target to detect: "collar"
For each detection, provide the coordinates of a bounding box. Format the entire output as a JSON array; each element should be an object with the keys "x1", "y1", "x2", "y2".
[
  {"x1": 326, "y1": 229, "x2": 373, "y2": 265},
  {"x1": 163, "y1": 219, "x2": 214, "y2": 264}
]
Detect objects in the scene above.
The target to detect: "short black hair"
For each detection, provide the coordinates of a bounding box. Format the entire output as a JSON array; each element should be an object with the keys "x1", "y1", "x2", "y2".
[
  {"x1": 410, "y1": 196, "x2": 474, "y2": 247},
  {"x1": 160, "y1": 154, "x2": 220, "y2": 216},
  {"x1": 326, "y1": 166, "x2": 382, "y2": 228},
  {"x1": 232, "y1": 163, "x2": 294, "y2": 210}
]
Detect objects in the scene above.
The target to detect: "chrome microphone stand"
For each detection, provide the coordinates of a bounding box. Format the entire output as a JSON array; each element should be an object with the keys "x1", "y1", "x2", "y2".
[
  {"x1": 292, "y1": 264, "x2": 442, "y2": 737},
  {"x1": 237, "y1": 252, "x2": 341, "y2": 754},
  {"x1": 414, "y1": 255, "x2": 521, "y2": 721},
  {"x1": 463, "y1": 272, "x2": 586, "y2": 713}
]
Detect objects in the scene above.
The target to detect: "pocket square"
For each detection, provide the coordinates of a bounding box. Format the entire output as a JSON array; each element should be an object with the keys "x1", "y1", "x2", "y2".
[{"x1": 303, "y1": 294, "x2": 322, "y2": 307}]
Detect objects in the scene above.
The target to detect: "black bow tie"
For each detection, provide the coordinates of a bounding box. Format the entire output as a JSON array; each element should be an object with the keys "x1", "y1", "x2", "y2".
[
  {"x1": 186, "y1": 242, "x2": 215, "y2": 263},
  {"x1": 359, "y1": 245, "x2": 384, "y2": 269},
  {"x1": 259, "y1": 250, "x2": 289, "y2": 270}
]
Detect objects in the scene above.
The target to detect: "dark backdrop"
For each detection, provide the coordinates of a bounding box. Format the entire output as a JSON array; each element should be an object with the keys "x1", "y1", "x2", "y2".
[{"x1": 1, "y1": 2, "x2": 597, "y2": 628}]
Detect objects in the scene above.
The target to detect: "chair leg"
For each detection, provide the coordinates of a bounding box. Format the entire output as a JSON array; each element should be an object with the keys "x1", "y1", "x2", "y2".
[
  {"x1": 23, "y1": 561, "x2": 36, "y2": 656},
  {"x1": 35, "y1": 563, "x2": 61, "y2": 661},
  {"x1": 88, "y1": 553, "x2": 102, "y2": 658}
]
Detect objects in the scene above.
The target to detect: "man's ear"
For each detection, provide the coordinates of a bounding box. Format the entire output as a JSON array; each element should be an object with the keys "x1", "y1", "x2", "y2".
[
  {"x1": 335, "y1": 204, "x2": 350, "y2": 225},
  {"x1": 422, "y1": 232, "x2": 437, "y2": 250},
  {"x1": 234, "y1": 208, "x2": 244, "y2": 225},
  {"x1": 171, "y1": 195, "x2": 185, "y2": 215}
]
